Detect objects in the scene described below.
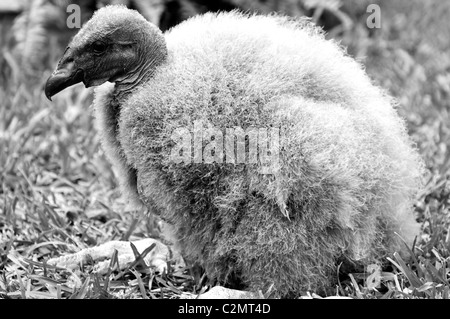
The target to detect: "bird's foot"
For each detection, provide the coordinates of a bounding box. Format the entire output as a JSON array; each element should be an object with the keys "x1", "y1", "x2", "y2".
[{"x1": 47, "y1": 238, "x2": 183, "y2": 274}]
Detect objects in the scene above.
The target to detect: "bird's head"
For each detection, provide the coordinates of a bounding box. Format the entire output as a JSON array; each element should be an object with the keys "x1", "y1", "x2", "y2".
[{"x1": 45, "y1": 5, "x2": 167, "y2": 100}]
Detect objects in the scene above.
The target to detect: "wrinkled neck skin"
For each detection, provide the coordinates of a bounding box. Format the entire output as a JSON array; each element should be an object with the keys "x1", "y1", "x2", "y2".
[
  {"x1": 113, "y1": 27, "x2": 168, "y2": 103},
  {"x1": 98, "y1": 26, "x2": 167, "y2": 210}
]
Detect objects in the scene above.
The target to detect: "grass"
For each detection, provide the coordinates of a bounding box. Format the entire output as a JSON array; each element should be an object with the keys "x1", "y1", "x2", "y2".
[{"x1": 1, "y1": 0, "x2": 449, "y2": 299}]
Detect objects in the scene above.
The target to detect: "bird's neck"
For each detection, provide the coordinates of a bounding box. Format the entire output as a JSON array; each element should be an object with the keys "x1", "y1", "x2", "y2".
[{"x1": 113, "y1": 27, "x2": 168, "y2": 102}]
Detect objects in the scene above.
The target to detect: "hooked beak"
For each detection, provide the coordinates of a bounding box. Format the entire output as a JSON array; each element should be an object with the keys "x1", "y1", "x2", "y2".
[{"x1": 45, "y1": 58, "x2": 84, "y2": 101}]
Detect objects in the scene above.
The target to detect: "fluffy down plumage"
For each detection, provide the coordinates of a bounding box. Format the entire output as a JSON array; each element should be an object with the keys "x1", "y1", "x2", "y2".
[{"x1": 48, "y1": 6, "x2": 424, "y2": 297}]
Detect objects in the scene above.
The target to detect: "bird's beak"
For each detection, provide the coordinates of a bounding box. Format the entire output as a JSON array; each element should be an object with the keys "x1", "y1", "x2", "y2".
[{"x1": 45, "y1": 58, "x2": 84, "y2": 101}]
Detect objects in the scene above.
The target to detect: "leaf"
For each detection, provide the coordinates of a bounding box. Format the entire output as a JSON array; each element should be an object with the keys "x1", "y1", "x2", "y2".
[
  {"x1": 424, "y1": 261, "x2": 448, "y2": 285},
  {"x1": 417, "y1": 282, "x2": 435, "y2": 292},
  {"x1": 29, "y1": 275, "x2": 73, "y2": 293},
  {"x1": 128, "y1": 242, "x2": 156, "y2": 270},
  {"x1": 392, "y1": 252, "x2": 423, "y2": 288},
  {"x1": 348, "y1": 274, "x2": 363, "y2": 299},
  {"x1": 131, "y1": 269, "x2": 149, "y2": 299},
  {"x1": 71, "y1": 276, "x2": 90, "y2": 299}
]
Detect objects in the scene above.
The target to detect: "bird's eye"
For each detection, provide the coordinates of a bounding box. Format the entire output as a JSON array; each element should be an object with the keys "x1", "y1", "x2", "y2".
[{"x1": 92, "y1": 41, "x2": 107, "y2": 54}]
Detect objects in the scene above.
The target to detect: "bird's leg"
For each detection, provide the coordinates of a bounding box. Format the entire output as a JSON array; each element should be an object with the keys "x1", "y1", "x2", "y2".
[{"x1": 47, "y1": 238, "x2": 179, "y2": 274}]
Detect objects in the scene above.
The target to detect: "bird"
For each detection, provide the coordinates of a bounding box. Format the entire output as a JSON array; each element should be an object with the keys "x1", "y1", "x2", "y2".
[{"x1": 45, "y1": 5, "x2": 423, "y2": 298}]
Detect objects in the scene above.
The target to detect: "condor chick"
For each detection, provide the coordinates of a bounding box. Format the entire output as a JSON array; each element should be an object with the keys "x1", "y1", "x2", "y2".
[{"x1": 45, "y1": 5, "x2": 423, "y2": 297}]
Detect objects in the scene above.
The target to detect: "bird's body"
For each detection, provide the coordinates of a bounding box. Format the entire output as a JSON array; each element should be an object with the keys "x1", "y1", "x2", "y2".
[{"x1": 46, "y1": 6, "x2": 423, "y2": 297}]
